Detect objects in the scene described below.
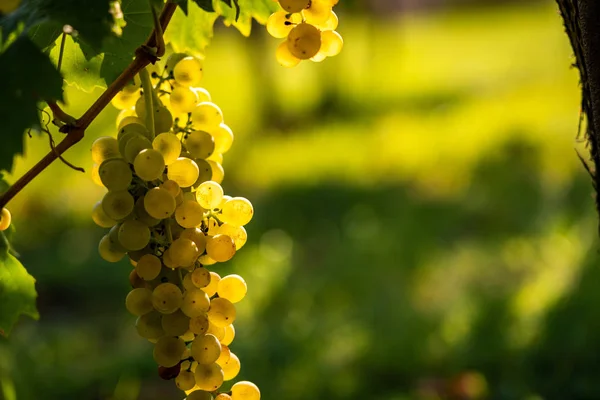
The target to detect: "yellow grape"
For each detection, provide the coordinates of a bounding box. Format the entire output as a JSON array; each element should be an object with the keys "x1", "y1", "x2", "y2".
[
  {"x1": 206, "y1": 234, "x2": 236, "y2": 263},
  {"x1": 206, "y1": 217, "x2": 220, "y2": 236},
  {"x1": 118, "y1": 219, "x2": 151, "y2": 250},
  {"x1": 170, "y1": 85, "x2": 199, "y2": 116},
  {"x1": 166, "y1": 53, "x2": 189, "y2": 76},
  {"x1": 314, "y1": 10, "x2": 338, "y2": 30},
  {"x1": 207, "y1": 297, "x2": 236, "y2": 327},
  {"x1": 216, "y1": 344, "x2": 231, "y2": 365},
  {"x1": 278, "y1": 0, "x2": 309, "y2": 13},
  {"x1": 193, "y1": 159, "x2": 213, "y2": 187},
  {"x1": 217, "y1": 275, "x2": 247, "y2": 303},
  {"x1": 102, "y1": 190, "x2": 134, "y2": 220},
  {"x1": 221, "y1": 324, "x2": 235, "y2": 346},
  {"x1": 207, "y1": 160, "x2": 224, "y2": 184},
  {"x1": 202, "y1": 271, "x2": 221, "y2": 297},
  {"x1": 169, "y1": 238, "x2": 199, "y2": 267},
  {"x1": 98, "y1": 158, "x2": 132, "y2": 191},
  {"x1": 302, "y1": 0, "x2": 331, "y2": 25},
  {"x1": 154, "y1": 105, "x2": 173, "y2": 134},
  {"x1": 92, "y1": 136, "x2": 120, "y2": 164},
  {"x1": 287, "y1": 23, "x2": 321, "y2": 60},
  {"x1": 134, "y1": 148, "x2": 165, "y2": 181},
  {"x1": 134, "y1": 196, "x2": 161, "y2": 226},
  {"x1": 168, "y1": 157, "x2": 200, "y2": 188},
  {"x1": 136, "y1": 311, "x2": 165, "y2": 339},
  {"x1": 189, "y1": 313, "x2": 209, "y2": 335},
  {"x1": 162, "y1": 248, "x2": 179, "y2": 269},
  {"x1": 196, "y1": 180, "x2": 224, "y2": 209},
  {"x1": 111, "y1": 90, "x2": 138, "y2": 110},
  {"x1": 160, "y1": 179, "x2": 181, "y2": 198},
  {"x1": 118, "y1": 121, "x2": 151, "y2": 141},
  {"x1": 191, "y1": 102, "x2": 223, "y2": 131},
  {"x1": 124, "y1": 135, "x2": 152, "y2": 164},
  {"x1": 91, "y1": 164, "x2": 103, "y2": 186},
  {"x1": 320, "y1": 30, "x2": 343, "y2": 56},
  {"x1": 175, "y1": 200, "x2": 205, "y2": 228},
  {"x1": 218, "y1": 195, "x2": 232, "y2": 209},
  {"x1": 185, "y1": 130, "x2": 215, "y2": 159},
  {"x1": 187, "y1": 391, "x2": 213, "y2": 400},
  {"x1": 152, "y1": 282, "x2": 183, "y2": 314},
  {"x1": 180, "y1": 228, "x2": 207, "y2": 255},
  {"x1": 215, "y1": 394, "x2": 232, "y2": 400},
  {"x1": 266, "y1": 11, "x2": 301, "y2": 38},
  {"x1": 122, "y1": 75, "x2": 141, "y2": 94},
  {"x1": 92, "y1": 201, "x2": 117, "y2": 228},
  {"x1": 207, "y1": 321, "x2": 226, "y2": 341},
  {"x1": 206, "y1": 152, "x2": 223, "y2": 164},
  {"x1": 194, "y1": 363, "x2": 224, "y2": 391},
  {"x1": 174, "y1": 57, "x2": 203, "y2": 87},
  {"x1": 191, "y1": 334, "x2": 222, "y2": 364},
  {"x1": 181, "y1": 289, "x2": 211, "y2": 318},
  {"x1": 176, "y1": 370, "x2": 196, "y2": 391},
  {"x1": 153, "y1": 336, "x2": 186, "y2": 367},
  {"x1": 217, "y1": 224, "x2": 247, "y2": 250},
  {"x1": 116, "y1": 114, "x2": 143, "y2": 131},
  {"x1": 210, "y1": 124, "x2": 234, "y2": 154},
  {"x1": 276, "y1": 40, "x2": 301, "y2": 68},
  {"x1": 183, "y1": 272, "x2": 196, "y2": 292},
  {"x1": 231, "y1": 381, "x2": 260, "y2": 400},
  {"x1": 198, "y1": 254, "x2": 217, "y2": 266},
  {"x1": 153, "y1": 132, "x2": 182, "y2": 165},
  {"x1": 98, "y1": 234, "x2": 125, "y2": 262},
  {"x1": 144, "y1": 187, "x2": 177, "y2": 219},
  {"x1": 220, "y1": 352, "x2": 240, "y2": 381},
  {"x1": 191, "y1": 87, "x2": 212, "y2": 103},
  {"x1": 135, "y1": 254, "x2": 162, "y2": 280},
  {"x1": 161, "y1": 309, "x2": 191, "y2": 336},
  {"x1": 191, "y1": 267, "x2": 211, "y2": 289},
  {"x1": 220, "y1": 197, "x2": 254, "y2": 227},
  {"x1": 180, "y1": 329, "x2": 196, "y2": 342},
  {"x1": 125, "y1": 288, "x2": 154, "y2": 316}
]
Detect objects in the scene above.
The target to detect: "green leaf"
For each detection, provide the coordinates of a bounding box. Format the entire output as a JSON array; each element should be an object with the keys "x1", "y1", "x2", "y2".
[
  {"x1": 216, "y1": 0, "x2": 278, "y2": 37},
  {"x1": 0, "y1": 232, "x2": 39, "y2": 338},
  {"x1": 173, "y1": 0, "x2": 189, "y2": 14},
  {"x1": 164, "y1": 1, "x2": 218, "y2": 58},
  {"x1": 50, "y1": 35, "x2": 105, "y2": 92},
  {"x1": 0, "y1": 36, "x2": 63, "y2": 173},
  {"x1": 192, "y1": 0, "x2": 214, "y2": 13}
]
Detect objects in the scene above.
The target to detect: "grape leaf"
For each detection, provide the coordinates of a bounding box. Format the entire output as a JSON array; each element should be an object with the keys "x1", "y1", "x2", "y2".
[
  {"x1": 173, "y1": 0, "x2": 189, "y2": 14},
  {"x1": 0, "y1": 231, "x2": 39, "y2": 338},
  {"x1": 164, "y1": 1, "x2": 218, "y2": 58},
  {"x1": 192, "y1": 0, "x2": 215, "y2": 13},
  {"x1": 49, "y1": 35, "x2": 105, "y2": 92},
  {"x1": 0, "y1": 36, "x2": 63, "y2": 173},
  {"x1": 216, "y1": 0, "x2": 278, "y2": 37}
]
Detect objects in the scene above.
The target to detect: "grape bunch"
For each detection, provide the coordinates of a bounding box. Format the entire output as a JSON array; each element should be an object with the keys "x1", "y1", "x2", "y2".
[
  {"x1": 91, "y1": 54, "x2": 260, "y2": 400},
  {"x1": 266, "y1": 0, "x2": 343, "y2": 67}
]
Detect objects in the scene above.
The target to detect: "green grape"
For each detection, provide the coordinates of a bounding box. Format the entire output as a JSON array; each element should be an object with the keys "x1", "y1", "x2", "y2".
[
  {"x1": 216, "y1": 344, "x2": 231, "y2": 365},
  {"x1": 276, "y1": 40, "x2": 301, "y2": 68},
  {"x1": 287, "y1": 23, "x2": 322, "y2": 60},
  {"x1": 102, "y1": 190, "x2": 134, "y2": 220},
  {"x1": 134, "y1": 196, "x2": 161, "y2": 226},
  {"x1": 162, "y1": 248, "x2": 179, "y2": 269},
  {"x1": 189, "y1": 313, "x2": 209, "y2": 335},
  {"x1": 161, "y1": 309, "x2": 191, "y2": 336},
  {"x1": 152, "y1": 282, "x2": 183, "y2": 314},
  {"x1": 210, "y1": 124, "x2": 234, "y2": 154},
  {"x1": 206, "y1": 234, "x2": 236, "y2": 263},
  {"x1": 196, "y1": 181, "x2": 224, "y2": 209},
  {"x1": 187, "y1": 390, "x2": 213, "y2": 400},
  {"x1": 170, "y1": 85, "x2": 199, "y2": 116},
  {"x1": 117, "y1": 115, "x2": 144, "y2": 131},
  {"x1": 192, "y1": 159, "x2": 213, "y2": 187},
  {"x1": 181, "y1": 289, "x2": 211, "y2": 318},
  {"x1": 302, "y1": 0, "x2": 331, "y2": 25},
  {"x1": 134, "y1": 148, "x2": 166, "y2": 181},
  {"x1": 153, "y1": 336, "x2": 186, "y2": 367},
  {"x1": 221, "y1": 324, "x2": 235, "y2": 346},
  {"x1": 176, "y1": 370, "x2": 196, "y2": 391},
  {"x1": 136, "y1": 311, "x2": 165, "y2": 339},
  {"x1": 175, "y1": 200, "x2": 205, "y2": 229},
  {"x1": 118, "y1": 219, "x2": 151, "y2": 250},
  {"x1": 125, "y1": 288, "x2": 154, "y2": 316},
  {"x1": 166, "y1": 53, "x2": 190, "y2": 77},
  {"x1": 118, "y1": 122, "x2": 151, "y2": 141},
  {"x1": 168, "y1": 157, "x2": 199, "y2": 188},
  {"x1": 153, "y1": 132, "x2": 182, "y2": 165},
  {"x1": 220, "y1": 197, "x2": 254, "y2": 227},
  {"x1": 128, "y1": 246, "x2": 152, "y2": 262},
  {"x1": 91, "y1": 164, "x2": 103, "y2": 186},
  {"x1": 314, "y1": 9, "x2": 338, "y2": 30},
  {"x1": 117, "y1": 132, "x2": 138, "y2": 157},
  {"x1": 98, "y1": 158, "x2": 132, "y2": 191},
  {"x1": 174, "y1": 57, "x2": 203, "y2": 87},
  {"x1": 194, "y1": 363, "x2": 224, "y2": 391},
  {"x1": 180, "y1": 228, "x2": 208, "y2": 255},
  {"x1": 231, "y1": 381, "x2": 261, "y2": 400},
  {"x1": 220, "y1": 352, "x2": 240, "y2": 381},
  {"x1": 190, "y1": 267, "x2": 210, "y2": 289},
  {"x1": 144, "y1": 187, "x2": 177, "y2": 219},
  {"x1": 185, "y1": 130, "x2": 215, "y2": 159},
  {"x1": 191, "y1": 87, "x2": 211, "y2": 103},
  {"x1": 135, "y1": 96, "x2": 146, "y2": 120},
  {"x1": 124, "y1": 135, "x2": 152, "y2": 164},
  {"x1": 98, "y1": 234, "x2": 126, "y2": 262},
  {"x1": 191, "y1": 334, "x2": 221, "y2": 365},
  {"x1": 154, "y1": 105, "x2": 174, "y2": 134},
  {"x1": 217, "y1": 224, "x2": 247, "y2": 250},
  {"x1": 92, "y1": 201, "x2": 117, "y2": 228},
  {"x1": 320, "y1": 30, "x2": 343, "y2": 56},
  {"x1": 135, "y1": 254, "x2": 162, "y2": 280},
  {"x1": 278, "y1": 0, "x2": 309, "y2": 13},
  {"x1": 207, "y1": 160, "x2": 224, "y2": 184},
  {"x1": 207, "y1": 298, "x2": 236, "y2": 328},
  {"x1": 217, "y1": 275, "x2": 247, "y2": 304},
  {"x1": 191, "y1": 102, "x2": 223, "y2": 131},
  {"x1": 111, "y1": 90, "x2": 138, "y2": 110},
  {"x1": 267, "y1": 11, "x2": 301, "y2": 38},
  {"x1": 92, "y1": 136, "x2": 120, "y2": 164},
  {"x1": 202, "y1": 272, "x2": 221, "y2": 297},
  {"x1": 170, "y1": 238, "x2": 200, "y2": 267}
]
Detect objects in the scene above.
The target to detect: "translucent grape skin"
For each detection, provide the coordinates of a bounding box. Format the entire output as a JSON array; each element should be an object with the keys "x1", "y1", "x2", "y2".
[
  {"x1": 98, "y1": 158, "x2": 132, "y2": 191},
  {"x1": 287, "y1": 23, "x2": 322, "y2": 60},
  {"x1": 144, "y1": 187, "x2": 177, "y2": 219},
  {"x1": 191, "y1": 334, "x2": 222, "y2": 365},
  {"x1": 102, "y1": 190, "x2": 134, "y2": 220},
  {"x1": 92, "y1": 136, "x2": 120, "y2": 164},
  {"x1": 276, "y1": 41, "x2": 301, "y2": 68},
  {"x1": 278, "y1": 0, "x2": 309, "y2": 13},
  {"x1": 217, "y1": 274, "x2": 247, "y2": 303},
  {"x1": 153, "y1": 132, "x2": 182, "y2": 165},
  {"x1": 206, "y1": 234, "x2": 236, "y2": 262},
  {"x1": 134, "y1": 148, "x2": 166, "y2": 182},
  {"x1": 194, "y1": 363, "x2": 224, "y2": 391},
  {"x1": 125, "y1": 288, "x2": 154, "y2": 316},
  {"x1": 152, "y1": 282, "x2": 183, "y2": 314},
  {"x1": 153, "y1": 336, "x2": 186, "y2": 367},
  {"x1": 231, "y1": 381, "x2": 261, "y2": 400},
  {"x1": 174, "y1": 57, "x2": 203, "y2": 87},
  {"x1": 207, "y1": 297, "x2": 237, "y2": 327}
]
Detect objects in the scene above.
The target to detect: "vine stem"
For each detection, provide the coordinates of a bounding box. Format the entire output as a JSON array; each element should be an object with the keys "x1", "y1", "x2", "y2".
[{"x1": 0, "y1": 1, "x2": 178, "y2": 210}]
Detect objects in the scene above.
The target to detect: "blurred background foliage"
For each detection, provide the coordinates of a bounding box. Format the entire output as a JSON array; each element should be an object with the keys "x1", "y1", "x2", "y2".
[{"x1": 0, "y1": 0, "x2": 597, "y2": 399}]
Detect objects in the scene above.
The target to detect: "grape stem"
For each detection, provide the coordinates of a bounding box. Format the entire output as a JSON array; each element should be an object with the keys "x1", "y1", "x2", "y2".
[
  {"x1": 0, "y1": 1, "x2": 178, "y2": 210},
  {"x1": 140, "y1": 68, "x2": 156, "y2": 139}
]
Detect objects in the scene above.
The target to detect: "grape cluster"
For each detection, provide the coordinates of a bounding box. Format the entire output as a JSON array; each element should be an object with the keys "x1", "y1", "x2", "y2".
[
  {"x1": 91, "y1": 54, "x2": 260, "y2": 400},
  {"x1": 266, "y1": 0, "x2": 343, "y2": 67}
]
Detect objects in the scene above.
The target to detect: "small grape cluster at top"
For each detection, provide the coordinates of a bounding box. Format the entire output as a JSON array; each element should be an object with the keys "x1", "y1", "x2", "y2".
[
  {"x1": 91, "y1": 53, "x2": 260, "y2": 400},
  {"x1": 266, "y1": 0, "x2": 342, "y2": 67}
]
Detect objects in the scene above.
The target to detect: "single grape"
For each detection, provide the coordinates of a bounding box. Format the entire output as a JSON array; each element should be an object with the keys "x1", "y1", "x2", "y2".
[
  {"x1": 166, "y1": 53, "x2": 190, "y2": 77},
  {"x1": 191, "y1": 334, "x2": 222, "y2": 365},
  {"x1": 320, "y1": 30, "x2": 343, "y2": 56},
  {"x1": 221, "y1": 324, "x2": 235, "y2": 346},
  {"x1": 152, "y1": 282, "x2": 183, "y2": 314},
  {"x1": 169, "y1": 238, "x2": 199, "y2": 267},
  {"x1": 136, "y1": 311, "x2": 165, "y2": 339},
  {"x1": 180, "y1": 229, "x2": 208, "y2": 255},
  {"x1": 206, "y1": 321, "x2": 226, "y2": 341},
  {"x1": 231, "y1": 381, "x2": 260, "y2": 400},
  {"x1": 175, "y1": 200, "x2": 205, "y2": 229},
  {"x1": 215, "y1": 394, "x2": 232, "y2": 400},
  {"x1": 202, "y1": 271, "x2": 221, "y2": 297},
  {"x1": 216, "y1": 344, "x2": 231, "y2": 365},
  {"x1": 220, "y1": 197, "x2": 254, "y2": 227},
  {"x1": 125, "y1": 288, "x2": 154, "y2": 316},
  {"x1": 92, "y1": 136, "x2": 120, "y2": 164},
  {"x1": 266, "y1": 11, "x2": 301, "y2": 38},
  {"x1": 206, "y1": 152, "x2": 223, "y2": 164},
  {"x1": 314, "y1": 9, "x2": 338, "y2": 30},
  {"x1": 129, "y1": 269, "x2": 146, "y2": 289},
  {"x1": 191, "y1": 87, "x2": 212, "y2": 103},
  {"x1": 210, "y1": 124, "x2": 234, "y2": 154},
  {"x1": 98, "y1": 158, "x2": 132, "y2": 191},
  {"x1": 118, "y1": 122, "x2": 151, "y2": 141},
  {"x1": 134, "y1": 196, "x2": 161, "y2": 226},
  {"x1": 161, "y1": 309, "x2": 191, "y2": 336},
  {"x1": 278, "y1": 0, "x2": 309, "y2": 13},
  {"x1": 181, "y1": 289, "x2": 211, "y2": 318},
  {"x1": 135, "y1": 254, "x2": 162, "y2": 280},
  {"x1": 144, "y1": 187, "x2": 177, "y2": 219},
  {"x1": 217, "y1": 275, "x2": 247, "y2": 304},
  {"x1": 287, "y1": 23, "x2": 322, "y2": 60},
  {"x1": 174, "y1": 57, "x2": 203, "y2": 87},
  {"x1": 196, "y1": 181, "x2": 224, "y2": 209},
  {"x1": 206, "y1": 234, "x2": 236, "y2": 262},
  {"x1": 208, "y1": 298, "x2": 236, "y2": 328},
  {"x1": 190, "y1": 267, "x2": 211, "y2": 289},
  {"x1": 189, "y1": 313, "x2": 209, "y2": 335},
  {"x1": 134, "y1": 148, "x2": 166, "y2": 181},
  {"x1": 91, "y1": 164, "x2": 103, "y2": 186},
  {"x1": 112, "y1": 90, "x2": 138, "y2": 110},
  {"x1": 135, "y1": 96, "x2": 146, "y2": 120},
  {"x1": 194, "y1": 363, "x2": 224, "y2": 391},
  {"x1": 176, "y1": 370, "x2": 196, "y2": 391},
  {"x1": 276, "y1": 40, "x2": 301, "y2": 67},
  {"x1": 92, "y1": 201, "x2": 117, "y2": 228},
  {"x1": 185, "y1": 130, "x2": 215, "y2": 159},
  {"x1": 153, "y1": 105, "x2": 173, "y2": 134},
  {"x1": 160, "y1": 179, "x2": 181, "y2": 198},
  {"x1": 153, "y1": 132, "x2": 182, "y2": 165},
  {"x1": 154, "y1": 336, "x2": 186, "y2": 367},
  {"x1": 98, "y1": 234, "x2": 126, "y2": 262},
  {"x1": 118, "y1": 219, "x2": 151, "y2": 250},
  {"x1": 168, "y1": 157, "x2": 200, "y2": 188},
  {"x1": 124, "y1": 135, "x2": 153, "y2": 164},
  {"x1": 220, "y1": 352, "x2": 240, "y2": 381},
  {"x1": 117, "y1": 115, "x2": 144, "y2": 131},
  {"x1": 207, "y1": 160, "x2": 224, "y2": 184},
  {"x1": 191, "y1": 102, "x2": 223, "y2": 131},
  {"x1": 193, "y1": 159, "x2": 213, "y2": 187},
  {"x1": 162, "y1": 248, "x2": 179, "y2": 269},
  {"x1": 170, "y1": 85, "x2": 199, "y2": 116},
  {"x1": 217, "y1": 224, "x2": 247, "y2": 250},
  {"x1": 102, "y1": 190, "x2": 134, "y2": 220},
  {"x1": 302, "y1": 0, "x2": 331, "y2": 25}
]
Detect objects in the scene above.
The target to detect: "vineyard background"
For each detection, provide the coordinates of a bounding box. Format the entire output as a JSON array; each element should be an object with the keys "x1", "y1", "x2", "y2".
[{"x1": 1, "y1": 0, "x2": 596, "y2": 399}]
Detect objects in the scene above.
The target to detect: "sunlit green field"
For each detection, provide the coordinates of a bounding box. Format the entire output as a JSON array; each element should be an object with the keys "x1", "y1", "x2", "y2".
[{"x1": 2, "y1": 2, "x2": 597, "y2": 399}]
